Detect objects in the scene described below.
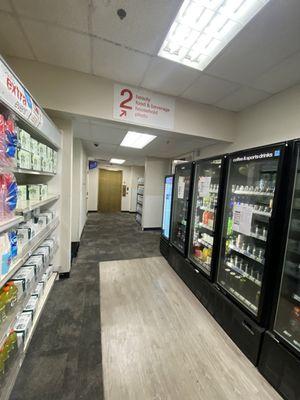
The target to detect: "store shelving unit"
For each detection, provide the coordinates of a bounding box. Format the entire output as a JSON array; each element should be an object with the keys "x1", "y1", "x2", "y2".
[
  {"x1": 136, "y1": 177, "x2": 144, "y2": 225},
  {"x1": 0, "y1": 56, "x2": 63, "y2": 400},
  {"x1": 16, "y1": 194, "x2": 60, "y2": 213}
]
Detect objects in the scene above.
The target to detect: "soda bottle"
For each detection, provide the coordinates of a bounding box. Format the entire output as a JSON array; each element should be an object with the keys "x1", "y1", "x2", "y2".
[
  {"x1": 6, "y1": 282, "x2": 18, "y2": 309},
  {"x1": 0, "y1": 290, "x2": 6, "y2": 325}
]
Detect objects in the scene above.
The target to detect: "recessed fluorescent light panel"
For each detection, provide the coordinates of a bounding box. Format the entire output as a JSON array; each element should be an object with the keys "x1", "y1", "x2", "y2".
[
  {"x1": 158, "y1": 0, "x2": 270, "y2": 71},
  {"x1": 120, "y1": 131, "x2": 157, "y2": 149},
  {"x1": 110, "y1": 158, "x2": 125, "y2": 164}
]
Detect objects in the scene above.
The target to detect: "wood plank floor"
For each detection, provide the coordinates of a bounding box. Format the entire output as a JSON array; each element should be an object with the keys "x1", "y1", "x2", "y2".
[{"x1": 100, "y1": 257, "x2": 282, "y2": 400}]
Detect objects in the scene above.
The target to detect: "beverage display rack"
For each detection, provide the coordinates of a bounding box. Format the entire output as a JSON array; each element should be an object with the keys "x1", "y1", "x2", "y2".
[
  {"x1": 136, "y1": 178, "x2": 144, "y2": 225},
  {"x1": 217, "y1": 147, "x2": 282, "y2": 318},
  {"x1": 0, "y1": 57, "x2": 62, "y2": 399}
]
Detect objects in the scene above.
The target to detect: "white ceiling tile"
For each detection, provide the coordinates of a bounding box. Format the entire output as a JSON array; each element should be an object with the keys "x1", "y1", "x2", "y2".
[
  {"x1": 90, "y1": 123, "x2": 126, "y2": 145},
  {"x1": 0, "y1": 12, "x2": 34, "y2": 59},
  {"x1": 0, "y1": 1, "x2": 12, "y2": 11},
  {"x1": 206, "y1": 0, "x2": 300, "y2": 85},
  {"x1": 21, "y1": 20, "x2": 91, "y2": 73},
  {"x1": 91, "y1": 0, "x2": 182, "y2": 54},
  {"x1": 181, "y1": 74, "x2": 240, "y2": 104},
  {"x1": 12, "y1": 0, "x2": 89, "y2": 33},
  {"x1": 92, "y1": 38, "x2": 152, "y2": 85},
  {"x1": 141, "y1": 57, "x2": 199, "y2": 96},
  {"x1": 216, "y1": 87, "x2": 271, "y2": 112},
  {"x1": 253, "y1": 51, "x2": 300, "y2": 94}
]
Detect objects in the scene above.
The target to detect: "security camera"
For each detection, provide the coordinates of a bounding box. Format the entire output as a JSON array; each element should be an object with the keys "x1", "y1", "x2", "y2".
[
  {"x1": 117, "y1": 8, "x2": 126, "y2": 20},
  {"x1": 94, "y1": 143, "x2": 99, "y2": 147}
]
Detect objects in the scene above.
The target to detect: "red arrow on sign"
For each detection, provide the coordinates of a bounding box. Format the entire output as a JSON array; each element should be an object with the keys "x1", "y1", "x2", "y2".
[{"x1": 120, "y1": 109, "x2": 127, "y2": 117}]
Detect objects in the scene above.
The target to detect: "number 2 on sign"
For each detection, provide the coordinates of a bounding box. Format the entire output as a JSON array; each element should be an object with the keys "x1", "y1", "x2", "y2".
[{"x1": 120, "y1": 88, "x2": 133, "y2": 110}]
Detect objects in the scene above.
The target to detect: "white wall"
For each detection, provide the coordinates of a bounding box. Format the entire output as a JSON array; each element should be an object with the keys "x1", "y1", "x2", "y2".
[
  {"x1": 87, "y1": 167, "x2": 99, "y2": 211},
  {"x1": 200, "y1": 84, "x2": 300, "y2": 159},
  {"x1": 6, "y1": 56, "x2": 236, "y2": 143},
  {"x1": 72, "y1": 138, "x2": 87, "y2": 241},
  {"x1": 143, "y1": 158, "x2": 170, "y2": 229},
  {"x1": 52, "y1": 117, "x2": 73, "y2": 273}
]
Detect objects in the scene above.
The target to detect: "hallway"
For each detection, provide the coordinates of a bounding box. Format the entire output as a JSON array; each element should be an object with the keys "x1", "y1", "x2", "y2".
[{"x1": 9, "y1": 213, "x2": 161, "y2": 400}]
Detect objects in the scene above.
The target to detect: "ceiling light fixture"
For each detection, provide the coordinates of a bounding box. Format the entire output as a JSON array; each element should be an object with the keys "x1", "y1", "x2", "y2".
[
  {"x1": 158, "y1": 0, "x2": 270, "y2": 71},
  {"x1": 120, "y1": 131, "x2": 157, "y2": 149},
  {"x1": 110, "y1": 158, "x2": 125, "y2": 164}
]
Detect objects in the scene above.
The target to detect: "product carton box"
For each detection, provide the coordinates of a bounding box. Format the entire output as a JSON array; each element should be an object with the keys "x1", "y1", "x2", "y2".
[
  {"x1": 23, "y1": 295, "x2": 39, "y2": 319},
  {"x1": 31, "y1": 138, "x2": 38, "y2": 154},
  {"x1": 27, "y1": 185, "x2": 40, "y2": 201},
  {"x1": 32, "y1": 282, "x2": 44, "y2": 298},
  {"x1": 14, "y1": 312, "x2": 32, "y2": 342},
  {"x1": 8, "y1": 280, "x2": 24, "y2": 301},
  {"x1": 38, "y1": 184, "x2": 48, "y2": 199},
  {"x1": 53, "y1": 151, "x2": 58, "y2": 173},
  {"x1": 38, "y1": 143, "x2": 47, "y2": 159},
  {"x1": 17, "y1": 149, "x2": 31, "y2": 169},
  {"x1": 41, "y1": 158, "x2": 49, "y2": 172},
  {"x1": 35, "y1": 215, "x2": 47, "y2": 231},
  {"x1": 18, "y1": 185, "x2": 27, "y2": 202},
  {"x1": 17, "y1": 227, "x2": 31, "y2": 250},
  {"x1": 18, "y1": 129, "x2": 31, "y2": 152},
  {"x1": 32, "y1": 154, "x2": 41, "y2": 171},
  {"x1": 34, "y1": 246, "x2": 50, "y2": 266},
  {"x1": 24, "y1": 255, "x2": 44, "y2": 279},
  {"x1": 11, "y1": 267, "x2": 35, "y2": 292},
  {"x1": 46, "y1": 146, "x2": 53, "y2": 160},
  {"x1": 42, "y1": 238, "x2": 55, "y2": 257}
]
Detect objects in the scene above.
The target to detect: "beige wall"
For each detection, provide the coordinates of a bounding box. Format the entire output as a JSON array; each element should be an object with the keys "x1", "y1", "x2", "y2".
[
  {"x1": 6, "y1": 56, "x2": 236, "y2": 143},
  {"x1": 200, "y1": 84, "x2": 300, "y2": 159}
]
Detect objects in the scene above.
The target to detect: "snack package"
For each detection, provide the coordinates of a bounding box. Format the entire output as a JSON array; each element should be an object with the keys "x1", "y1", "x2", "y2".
[
  {"x1": 0, "y1": 173, "x2": 18, "y2": 219},
  {"x1": 0, "y1": 115, "x2": 18, "y2": 168}
]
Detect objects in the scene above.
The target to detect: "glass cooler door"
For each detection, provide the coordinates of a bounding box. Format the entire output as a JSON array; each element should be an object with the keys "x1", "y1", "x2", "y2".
[
  {"x1": 171, "y1": 163, "x2": 192, "y2": 254},
  {"x1": 188, "y1": 158, "x2": 222, "y2": 276},
  {"x1": 162, "y1": 175, "x2": 174, "y2": 240},
  {"x1": 217, "y1": 147, "x2": 282, "y2": 316},
  {"x1": 274, "y1": 146, "x2": 300, "y2": 353}
]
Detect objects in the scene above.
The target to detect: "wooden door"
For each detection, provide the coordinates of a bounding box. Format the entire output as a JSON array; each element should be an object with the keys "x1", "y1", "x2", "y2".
[{"x1": 98, "y1": 169, "x2": 122, "y2": 212}]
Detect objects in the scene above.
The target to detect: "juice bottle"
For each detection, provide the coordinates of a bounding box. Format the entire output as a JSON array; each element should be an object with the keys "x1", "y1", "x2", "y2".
[
  {"x1": 0, "y1": 347, "x2": 5, "y2": 382},
  {"x1": 2, "y1": 286, "x2": 12, "y2": 315},
  {"x1": 6, "y1": 330, "x2": 18, "y2": 359},
  {"x1": 0, "y1": 290, "x2": 6, "y2": 324},
  {"x1": 6, "y1": 282, "x2": 18, "y2": 309}
]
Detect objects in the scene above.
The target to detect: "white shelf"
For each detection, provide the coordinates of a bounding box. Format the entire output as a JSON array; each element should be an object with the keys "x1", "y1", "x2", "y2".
[
  {"x1": 249, "y1": 232, "x2": 267, "y2": 242},
  {"x1": 0, "y1": 217, "x2": 59, "y2": 289},
  {"x1": 225, "y1": 261, "x2": 261, "y2": 287},
  {"x1": 16, "y1": 195, "x2": 60, "y2": 214},
  {"x1": 0, "y1": 215, "x2": 24, "y2": 234},
  {"x1": 198, "y1": 222, "x2": 214, "y2": 232},
  {"x1": 0, "y1": 273, "x2": 57, "y2": 400},
  {"x1": 199, "y1": 206, "x2": 215, "y2": 212},
  {"x1": 198, "y1": 238, "x2": 213, "y2": 249},
  {"x1": 229, "y1": 244, "x2": 265, "y2": 265},
  {"x1": 13, "y1": 168, "x2": 56, "y2": 176},
  {"x1": 232, "y1": 190, "x2": 274, "y2": 197},
  {"x1": 253, "y1": 209, "x2": 272, "y2": 217}
]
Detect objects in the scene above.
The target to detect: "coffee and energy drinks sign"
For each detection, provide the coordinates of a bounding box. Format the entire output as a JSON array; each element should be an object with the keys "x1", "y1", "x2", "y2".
[
  {"x1": 113, "y1": 83, "x2": 175, "y2": 129},
  {"x1": 0, "y1": 59, "x2": 43, "y2": 128}
]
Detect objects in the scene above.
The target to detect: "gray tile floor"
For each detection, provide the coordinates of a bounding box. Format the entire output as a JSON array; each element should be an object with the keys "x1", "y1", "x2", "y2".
[{"x1": 9, "y1": 212, "x2": 161, "y2": 400}]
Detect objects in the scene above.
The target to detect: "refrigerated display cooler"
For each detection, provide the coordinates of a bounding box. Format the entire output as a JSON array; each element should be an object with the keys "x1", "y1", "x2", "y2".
[
  {"x1": 161, "y1": 175, "x2": 174, "y2": 241},
  {"x1": 160, "y1": 175, "x2": 174, "y2": 260},
  {"x1": 188, "y1": 156, "x2": 226, "y2": 279},
  {"x1": 170, "y1": 162, "x2": 194, "y2": 256},
  {"x1": 213, "y1": 143, "x2": 288, "y2": 364},
  {"x1": 259, "y1": 141, "x2": 300, "y2": 400}
]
